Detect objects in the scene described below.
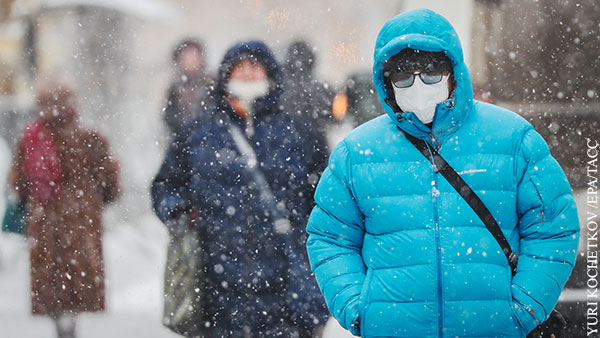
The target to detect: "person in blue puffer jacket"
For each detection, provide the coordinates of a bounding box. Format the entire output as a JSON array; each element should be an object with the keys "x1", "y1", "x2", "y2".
[
  {"x1": 306, "y1": 9, "x2": 580, "y2": 338},
  {"x1": 152, "y1": 40, "x2": 328, "y2": 337}
]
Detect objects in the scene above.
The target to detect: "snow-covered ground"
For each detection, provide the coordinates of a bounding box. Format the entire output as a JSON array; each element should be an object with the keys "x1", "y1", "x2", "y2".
[
  {"x1": 0, "y1": 209, "x2": 354, "y2": 338},
  {"x1": 0, "y1": 211, "x2": 179, "y2": 338}
]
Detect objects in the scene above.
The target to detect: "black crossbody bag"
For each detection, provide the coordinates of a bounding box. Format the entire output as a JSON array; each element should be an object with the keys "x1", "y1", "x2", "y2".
[{"x1": 403, "y1": 131, "x2": 567, "y2": 338}]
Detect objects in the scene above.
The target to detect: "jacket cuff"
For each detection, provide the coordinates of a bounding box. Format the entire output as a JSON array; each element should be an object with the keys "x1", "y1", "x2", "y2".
[
  {"x1": 157, "y1": 193, "x2": 186, "y2": 223},
  {"x1": 351, "y1": 315, "x2": 360, "y2": 336},
  {"x1": 344, "y1": 300, "x2": 360, "y2": 336},
  {"x1": 511, "y1": 284, "x2": 543, "y2": 333}
]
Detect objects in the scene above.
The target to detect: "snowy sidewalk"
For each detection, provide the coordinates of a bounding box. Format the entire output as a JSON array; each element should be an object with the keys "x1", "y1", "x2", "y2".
[
  {"x1": 0, "y1": 211, "x2": 352, "y2": 338},
  {"x1": 0, "y1": 212, "x2": 180, "y2": 338}
]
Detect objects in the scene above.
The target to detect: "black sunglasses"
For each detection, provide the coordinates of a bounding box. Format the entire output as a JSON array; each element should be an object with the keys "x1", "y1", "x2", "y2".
[{"x1": 390, "y1": 70, "x2": 450, "y2": 88}]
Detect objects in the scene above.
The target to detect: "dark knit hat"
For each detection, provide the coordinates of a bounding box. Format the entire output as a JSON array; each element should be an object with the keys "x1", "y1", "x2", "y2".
[
  {"x1": 172, "y1": 38, "x2": 204, "y2": 63},
  {"x1": 384, "y1": 49, "x2": 452, "y2": 74},
  {"x1": 285, "y1": 40, "x2": 316, "y2": 74}
]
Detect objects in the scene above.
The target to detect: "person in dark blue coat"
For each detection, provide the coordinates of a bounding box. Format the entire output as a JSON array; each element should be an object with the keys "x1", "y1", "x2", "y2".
[
  {"x1": 306, "y1": 9, "x2": 580, "y2": 338},
  {"x1": 152, "y1": 40, "x2": 328, "y2": 338}
]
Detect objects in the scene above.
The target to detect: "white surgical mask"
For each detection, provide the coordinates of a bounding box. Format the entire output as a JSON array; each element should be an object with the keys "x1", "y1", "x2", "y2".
[
  {"x1": 393, "y1": 75, "x2": 449, "y2": 124},
  {"x1": 227, "y1": 79, "x2": 270, "y2": 107}
]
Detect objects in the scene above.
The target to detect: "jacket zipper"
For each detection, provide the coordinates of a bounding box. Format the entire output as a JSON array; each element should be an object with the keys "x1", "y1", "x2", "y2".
[{"x1": 428, "y1": 132, "x2": 443, "y2": 337}]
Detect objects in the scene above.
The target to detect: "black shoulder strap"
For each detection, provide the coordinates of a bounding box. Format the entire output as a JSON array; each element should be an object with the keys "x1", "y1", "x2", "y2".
[
  {"x1": 226, "y1": 119, "x2": 292, "y2": 235},
  {"x1": 403, "y1": 131, "x2": 518, "y2": 275}
]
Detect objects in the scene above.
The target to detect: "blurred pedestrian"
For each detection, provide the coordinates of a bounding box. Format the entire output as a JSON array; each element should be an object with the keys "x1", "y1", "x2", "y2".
[
  {"x1": 306, "y1": 9, "x2": 579, "y2": 338},
  {"x1": 344, "y1": 72, "x2": 384, "y2": 126},
  {"x1": 163, "y1": 39, "x2": 213, "y2": 135},
  {"x1": 0, "y1": 134, "x2": 10, "y2": 269},
  {"x1": 10, "y1": 80, "x2": 120, "y2": 338},
  {"x1": 282, "y1": 40, "x2": 333, "y2": 191},
  {"x1": 152, "y1": 40, "x2": 328, "y2": 338}
]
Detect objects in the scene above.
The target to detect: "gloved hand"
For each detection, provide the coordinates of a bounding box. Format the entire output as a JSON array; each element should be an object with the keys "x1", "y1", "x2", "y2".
[
  {"x1": 168, "y1": 205, "x2": 195, "y2": 235},
  {"x1": 168, "y1": 205, "x2": 202, "y2": 235}
]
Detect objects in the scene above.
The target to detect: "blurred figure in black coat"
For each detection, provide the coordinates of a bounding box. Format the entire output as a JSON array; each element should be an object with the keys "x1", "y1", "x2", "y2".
[
  {"x1": 281, "y1": 40, "x2": 334, "y2": 194},
  {"x1": 163, "y1": 39, "x2": 213, "y2": 135}
]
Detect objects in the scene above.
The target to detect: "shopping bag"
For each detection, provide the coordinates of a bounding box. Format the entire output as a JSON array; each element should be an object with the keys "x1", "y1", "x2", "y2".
[
  {"x1": 1, "y1": 197, "x2": 26, "y2": 235},
  {"x1": 162, "y1": 219, "x2": 206, "y2": 337}
]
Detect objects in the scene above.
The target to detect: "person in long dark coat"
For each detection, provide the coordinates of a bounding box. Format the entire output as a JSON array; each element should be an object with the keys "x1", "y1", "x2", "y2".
[
  {"x1": 10, "y1": 81, "x2": 120, "y2": 338},
  {"x1": 152, "y1": 40, "x2": 328, "y2": 338}
]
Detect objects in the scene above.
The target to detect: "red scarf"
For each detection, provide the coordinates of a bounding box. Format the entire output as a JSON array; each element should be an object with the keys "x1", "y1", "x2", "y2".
[{"x1": 23, "y1": 122, "x2": 63, "y2": 201}]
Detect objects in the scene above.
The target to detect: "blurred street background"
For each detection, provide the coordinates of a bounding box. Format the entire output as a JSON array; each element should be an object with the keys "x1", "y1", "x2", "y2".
[{"x1": 0, "y1": 0, "x2": 598, "y2": 337}]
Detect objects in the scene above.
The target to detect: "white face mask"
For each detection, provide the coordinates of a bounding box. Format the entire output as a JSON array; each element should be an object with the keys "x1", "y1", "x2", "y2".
[
  {"x1": 393, "y1": 75, "x2": 449, "y2": 124},
  {"x1": 227, "y1": 79, "x2": 270, "y2": 106}
]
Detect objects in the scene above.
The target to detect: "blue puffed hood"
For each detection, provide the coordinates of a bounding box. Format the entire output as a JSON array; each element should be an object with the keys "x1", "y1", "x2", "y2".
[{"x1": 373, "y1": 8, "x2": 474, "y2": 141}]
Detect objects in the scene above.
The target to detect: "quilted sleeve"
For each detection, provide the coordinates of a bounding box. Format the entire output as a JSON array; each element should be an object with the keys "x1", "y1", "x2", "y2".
[
  {"x1": 151, "y1": 133, "x2": 192, "y2": 224},
  {"x1": 306, "y1": 140, "x2": 365, "y2": 336},
  {"x1": 512, "y1": 126, "x2": 580, "y2": 333}
]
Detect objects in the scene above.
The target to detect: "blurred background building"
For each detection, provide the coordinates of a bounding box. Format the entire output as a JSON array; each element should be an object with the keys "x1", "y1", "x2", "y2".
[
  {"x1": 0, "y1": 0, "x2": 597, "y2": 337},
  {"x1": 0, "y1": 0, "x2": 476, "y2": 234}
]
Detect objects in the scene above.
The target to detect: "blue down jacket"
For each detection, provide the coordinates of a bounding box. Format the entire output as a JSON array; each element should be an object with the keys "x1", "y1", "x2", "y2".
[
  {"x1": 152, "y1": 41, "x2": 327, "y2": 337},
  {"x1": 306, "y1": 9, "x2": 580, "y2": 338}
]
